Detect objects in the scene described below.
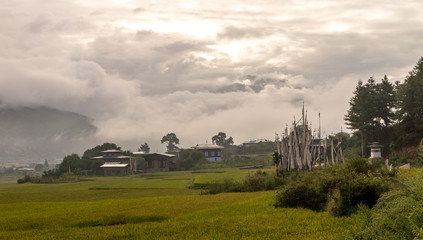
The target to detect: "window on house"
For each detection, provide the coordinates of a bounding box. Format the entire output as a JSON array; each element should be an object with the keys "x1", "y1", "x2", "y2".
[
  {"x1": 147, "y1": 160, "x2": 154, "y2": 168},
  {"x1": 205, "y1": 152, "x2": 209, "y2": 157},
  {"x1": 159, "y1": 160, "x2": 165, "y2": 168},
  {"x1": 218, "y1": 151, "x2": 221, "y2": 156},
  {"x1": 211, "y1": 151, "x2": 215, "y2": 156}
]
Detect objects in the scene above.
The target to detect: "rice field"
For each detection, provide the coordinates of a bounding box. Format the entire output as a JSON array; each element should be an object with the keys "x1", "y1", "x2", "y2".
[{"x1": 0, "y1": 168, "x2": 356, "y2": 239}]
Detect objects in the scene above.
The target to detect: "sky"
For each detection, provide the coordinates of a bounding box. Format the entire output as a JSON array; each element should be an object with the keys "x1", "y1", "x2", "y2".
[{"x1": 1, "y1": 0, "x2": 423, "y2": 160}]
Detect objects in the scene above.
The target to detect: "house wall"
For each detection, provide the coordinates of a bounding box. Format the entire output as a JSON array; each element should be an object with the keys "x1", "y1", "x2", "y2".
[
  {"x1": 143, "y1": 155, "x2": 174, "y2": 173},
  {"x1": 103, "y1": 167, "x2": 129, "y2": 176},
  {"x1": 101, "y1": 157, "x2": 132, "y2": 174},
  {"x1": 101, "y1": 157, "x2": 130, "y2": 164},
  {"x1": 200, "y1": 149, "x2": 222, "y2": 161}
]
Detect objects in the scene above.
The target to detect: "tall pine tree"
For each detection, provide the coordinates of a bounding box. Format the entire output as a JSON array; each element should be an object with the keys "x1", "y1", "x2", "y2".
[
  {"x1": 345, "y1": 77, "x2": 396, "y2": 156},
  {"x1": 395, "y1": 57, "x2": 423, "y2": 147}
]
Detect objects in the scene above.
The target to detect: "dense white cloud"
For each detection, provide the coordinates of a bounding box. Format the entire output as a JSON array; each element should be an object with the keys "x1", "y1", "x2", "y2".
[{"x1": 1, "y1": 0, "x2": 423, "y2": 158}]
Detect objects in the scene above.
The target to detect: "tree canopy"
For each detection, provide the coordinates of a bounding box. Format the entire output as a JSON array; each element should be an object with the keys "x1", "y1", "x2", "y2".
[
  {"x1": 58, "y1": 153, "x2": 82, "y2": 174},
  {"x1": 176, "y1": 149, "x2": 206, "y2": 170},
  {"x1": 212, "y1": 132, "x2": 234, "y2": 147},
  {"x1": 345, "y1": 57, "x2": 423, "y2": 155},
  {"x1": 344, "y1": 76, "x2": 396, "y2": 155},
  {"x1": 395, "y1": 57, "x2": 423, "y2": 146},
  {"x1": 138, "y1": 142, "x2": 150, "y2": 153},
  {"x1": 81, "y1": 143, "x2": 120, "y2": 174},
  {"x1": 58, "y1": 142, "x2": 124, "y2": 175},
  {"x1": 345, "y1": 76, "x2": 395, "y2": 132},
  {"x1": 161, "y1": 133, "x2": 180, "y2": 152}
]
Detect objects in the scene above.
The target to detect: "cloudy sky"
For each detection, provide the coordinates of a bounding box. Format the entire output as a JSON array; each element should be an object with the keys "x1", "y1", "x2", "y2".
[{"x1": 1, "y1": 0, "x2": 423, "y2": 159}]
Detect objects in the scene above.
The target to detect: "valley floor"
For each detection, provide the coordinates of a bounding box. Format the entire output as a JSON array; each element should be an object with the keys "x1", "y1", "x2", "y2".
[{"x1": 0, "y1": 169, "x2": 355, "y2": 239}]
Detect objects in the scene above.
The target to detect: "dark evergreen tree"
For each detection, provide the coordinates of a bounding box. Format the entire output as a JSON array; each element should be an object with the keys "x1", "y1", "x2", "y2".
[
  {"x1": 375, "y1": 75, "x2": 396, "y2": 127},
  {"x1": 345, "y1": 77, "x2": 396, "y2": 156},
  {"x1": 138, "y1": 142, "x2": 150, "y2": 153},
  {"x1": 395, "y1": 57, "x2": 423, "y2": 147},
  {"x1": 345, "y1": 80, "x2": 372, "y2": 150}
]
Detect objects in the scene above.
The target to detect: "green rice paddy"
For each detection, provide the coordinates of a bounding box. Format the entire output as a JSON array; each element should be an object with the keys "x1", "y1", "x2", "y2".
[{"x1": 0, "y1": 168, "x2": 356, "y2": 239}]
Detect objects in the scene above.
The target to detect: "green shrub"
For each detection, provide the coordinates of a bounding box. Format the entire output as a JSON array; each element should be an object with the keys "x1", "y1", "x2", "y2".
[
  {"x1": 73, "y1": 168, "x2": 88, "y2": 176},
  {"x1": 389, "y1": 152, "x2": 422, "y2": 167},
  {"x1": 409, "y1": 203, "x2": 423, "y2": 237},
  {"x1": 274, "y1": 180, "x2": 327, "y2": 211},
  {"x1": 354, "y1": 190, "x2": 416, "y2": 239},
  {"x1": 18, "y1": 172, "x2": 80, "y2": 184},
  {"x1": 243, "y1": 173, "x2": 267, "y2": 192},
  {"x1": 353, "y1": 169, "x2": 423, "y2": 239},
  {"x1": 176, "y1": 149, "x2": 207, "y2": 170},
  {"x1": 206, "y1": 179, "x2": 244, "y2": 194},
  {"x1": 42, "y1": 169, "x2": 62, "y2": 178},
  {"x1": 24, "y1": 175, "x2": 31, "y2": 182},
  {"x1": 17, "y1": 175, "x2": 32, "y2": 184},
  {"x1": 332, "y1": 174, "x2": 390, "y2": 216},
  {"x1": 17, "y1": 178, "x2": 25, "y2": 184},
  {"x1": 274, "y1": 158, "x2": 393, "y2": 216},
  {"x1": 345, "y1": 157, "x2": 371, "y2": 175},
  {"x1": 205, "y1": 170, "x2": 282, "y2": 194}
]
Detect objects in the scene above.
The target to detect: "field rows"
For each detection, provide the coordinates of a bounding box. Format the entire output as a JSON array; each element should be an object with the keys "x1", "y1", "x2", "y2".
[{"x1": 0, "y1": 169, "x2": 355, "y2": 239}]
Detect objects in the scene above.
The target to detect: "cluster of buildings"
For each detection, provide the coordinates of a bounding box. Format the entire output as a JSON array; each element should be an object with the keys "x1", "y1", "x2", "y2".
[
  {"x1": 95, "y1": 139, "x2": 272, "y2": 175},
  {"x1": 97, "y1": 143, "x2": 225, "y2": 175}
]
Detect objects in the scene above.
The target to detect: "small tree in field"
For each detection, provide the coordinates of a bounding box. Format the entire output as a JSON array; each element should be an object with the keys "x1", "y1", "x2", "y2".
[
  {"x1": 273, "y1": 151, "x2": 282, "y2": 176},
  {"x1": 58, "y1": 154, "x2": 82, "y2": 174},
  {"x1": 161, "y1": 133, "x2": 180, "y2": 152}
]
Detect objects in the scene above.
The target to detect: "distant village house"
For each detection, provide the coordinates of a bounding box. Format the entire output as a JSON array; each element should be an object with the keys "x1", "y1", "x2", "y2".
[
  {"x1": 192, "y1": 144, "x2": 224, "y2": 161},
  {"x1": 133, "y1": 152, "x2": 176, "y2": 173},
  {"x1": 93, "y1": 149, "x2": 132, "y2": 176},
  {"x1": 242, "y1": 139, "x2": 271, "y2": 147}
]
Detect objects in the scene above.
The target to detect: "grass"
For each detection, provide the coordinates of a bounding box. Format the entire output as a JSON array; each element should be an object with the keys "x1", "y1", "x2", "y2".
[
  {"x1": 0, "y1": 175, "x2": 21, "y2": 185},
  {"x1": 192, "y1": 168, "x2": 275, "y2": 188},
  {"x1": 0, "y1": 168, "x2": 357, "y2": 239}
]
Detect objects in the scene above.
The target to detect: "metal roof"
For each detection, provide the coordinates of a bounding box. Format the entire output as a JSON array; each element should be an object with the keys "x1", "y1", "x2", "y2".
[
  {"x1": 192, "y1": 144, "x2": 224, "y2": 150},
  {"x1": 92, "y1": 155, "x2": 131, "y2": 159},
  {"x1": 100, "y1": 163, "x2": 129, "y2": 168},
  {"x1": 242, "y1": 139, "x2": 270, "y2": 144},
  {"x1": 368, "y1": 142, "x2": 383, "y2": 148},
  {"x1": 132, "y1": 151, "x2": 145, "y2": 155},
  {"x1": 16, "y1": 167, "x2": 35, "y2": 171},
  {"x1": 132, "y1": 152, "x2": 176, "y2": 157},
  {"x1": 102, "y1": 149, "x2": 122, "y2": 152}
]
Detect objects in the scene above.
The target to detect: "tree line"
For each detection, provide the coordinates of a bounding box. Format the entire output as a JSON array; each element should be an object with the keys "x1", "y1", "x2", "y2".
[
  {"x1": 345, "y1": 57, "x2": 423, "y2": 157},
  {"x1": 139, "y1": 132, "x2": 234, "y2": 153}
]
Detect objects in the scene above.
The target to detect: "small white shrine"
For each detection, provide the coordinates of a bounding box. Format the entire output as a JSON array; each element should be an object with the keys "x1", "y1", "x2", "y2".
[{"x1": 368, "y1": 142, "x2": 383, "y2": 159}]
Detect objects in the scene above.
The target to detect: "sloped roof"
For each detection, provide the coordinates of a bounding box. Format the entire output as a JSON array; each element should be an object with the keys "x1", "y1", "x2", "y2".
[
  {"x1": 100, "y1": 163, "x2": 129, "y2": 168},
  {"x1": 192, "y1": 144, "x2": 224, "y2": 150},
  {"x1": 132, "y1": 151, "x2": 145, "y2": 155},
  {"x1": 242, "y1": 139, "x2": 270, "y2": 144},
  {"x1": 101, "y1": 149, "x2": 122, "y2": 153},
  {"x1": 132, "y1": 152, "x2": 176, "y2": 158},
  {"x1": 92, "y1": 155, "x2": 131, "y2": 159}
]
